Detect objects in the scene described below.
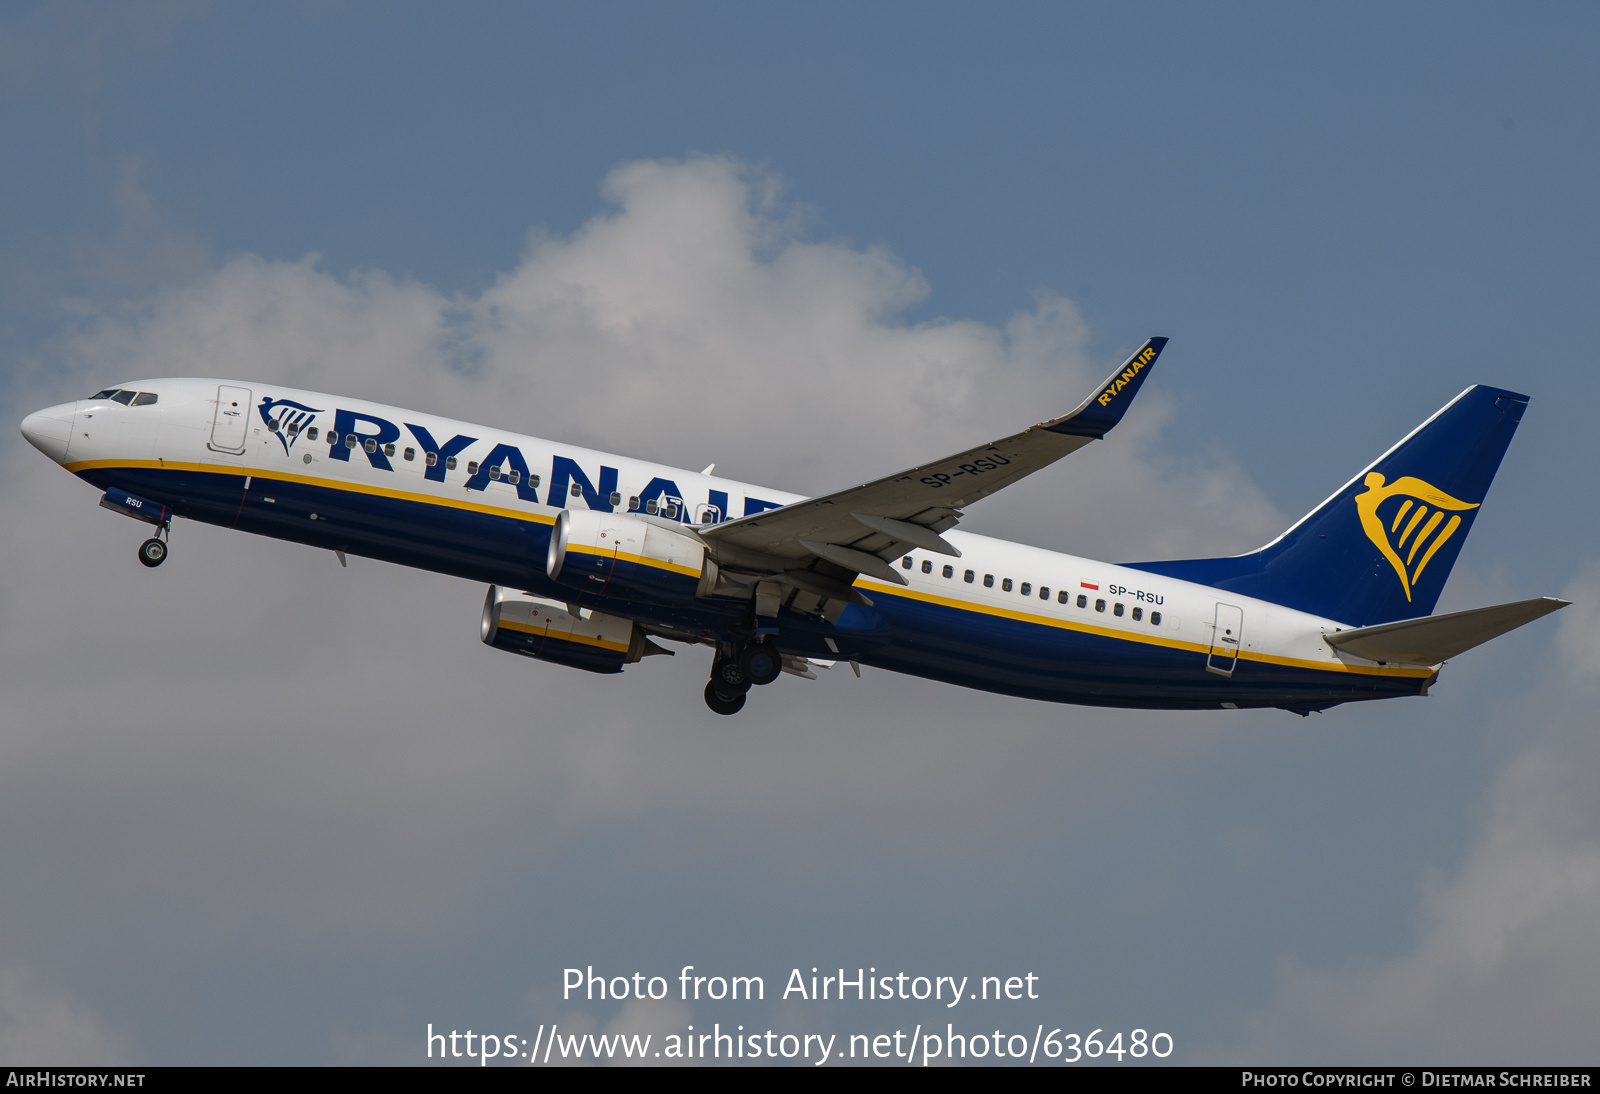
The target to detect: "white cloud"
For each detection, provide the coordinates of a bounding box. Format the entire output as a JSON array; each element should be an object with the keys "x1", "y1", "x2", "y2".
[
  {"x1": 52, "y1": 155, "x2": 1282, "y2": 559},
  {"x1": 0, "y1": 971, "x2": 134, "y2": 1065},
  {"x1": 8, "y1": 159, "x2": 1279, "y2": 914},
  {"x1": 1228, "y1": 563, "x2": 1600, "y2": 1063},
  {"x1": 2, "y1": 156, "x2": 1290, "y2": 1060}
]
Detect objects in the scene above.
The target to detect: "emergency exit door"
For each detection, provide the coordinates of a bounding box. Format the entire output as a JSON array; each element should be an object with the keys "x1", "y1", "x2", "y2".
[{"x1": 1206, "y1": 602, "x2": 1244, "y2": 676}]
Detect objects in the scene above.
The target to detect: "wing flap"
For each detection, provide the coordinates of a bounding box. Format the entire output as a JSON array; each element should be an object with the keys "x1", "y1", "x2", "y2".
[
  {"x1": 1323, "y1": 597, "x2": 1569, "y2": 665},
  {"x1": 850, "y1": 512, "x2": 961, "y2": 556}
]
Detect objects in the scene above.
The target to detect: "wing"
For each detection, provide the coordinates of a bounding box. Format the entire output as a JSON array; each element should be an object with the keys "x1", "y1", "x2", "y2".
[{"x1": 700, "y1": 337, "x2": 1167, "y2": 609}]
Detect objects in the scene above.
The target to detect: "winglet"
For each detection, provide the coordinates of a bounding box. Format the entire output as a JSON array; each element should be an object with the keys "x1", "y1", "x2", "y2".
[{"x1": 1044, "y1": 336, "x2": 1167, "y2": 438}]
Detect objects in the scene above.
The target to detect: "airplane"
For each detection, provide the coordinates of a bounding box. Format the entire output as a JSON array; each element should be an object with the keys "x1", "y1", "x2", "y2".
[{"x1": 18, "y1": 337, "x2": 1568, "y2": 716}]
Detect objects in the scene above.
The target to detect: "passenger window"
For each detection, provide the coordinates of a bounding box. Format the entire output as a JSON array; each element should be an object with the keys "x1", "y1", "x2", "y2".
[
  {"x1": 570, "y1": 482, "x2": 582, "y2": 498},
  {"x1": 1019, "y1": 582, "x2": 1031, "y2": 596},
  {"x1": 508, "y1": 470, "x2": 521, "y2": 484},
  {"x1": 1058, "y1": 590, "x2": 1069, "y2": 604},
  {"x1": 628, "y1": 495, "x2": 640, "y2": 511},
  {"x1": 964, "y1": 570, "x2": 975, "y2": 583},
  {"x1": 665, "y1": 500, "x2": 680, "y2": 518},
  {"x1": 1132, "y1": 607, "x2": 1143, "y2": 621},
  {"x1": 286, "y1": 421, "x2": 300, "y2": 434},
  {"x1": 1077, "y1": 594, "x2": 1087, "y2": 608},
  {"x1": 488, "y1": 465, "x2": 501, "y2": 479},
  {"x1": 609, "y1": 491, "x2": 621, "y2": 507},
  {"x1": 266, "y1": 418, "x2": 280, "y2": 431},
  {"x1": 363, "y1": 438, "x2": 376, "y2": 452},
  {"x1": 111, "y1": 391, "x2": 136, "y2": 405},
  {"x1": 902, "y1": 557, "x2": 914, "y2": 570},
  {"x1": 307, "y1": 427, "x2": 319, "y2": 441},
  {"x1": 425, "y1": 451, "x2": 437, "y2": 466},
  {"x1": 921, "y1": 560, "x2": 932, "y2": 574},
  {"x1": 1095, "y1": 599, "x2": 1106, "y2": 612},
  {"x1": 943, "y1": 565, "x2": 953, "y2": 579},
  {"x1": 445, "y1": 456, "x2": 457, "y2": 471},
  {"x1": 467, "y1": 461, "x2": 479, "y2": 475},
  {"x1": 346, "y1": 436, "x2": 358, "y2": 449},
  {"x1": 1151, "y1": 612, "x2": 1162, "y2": 626},
  {"x1": 983, "y1": 574, "x2": 994, "y2": 588},
  {"x1": 327, "y1": 432, "x2": 339, "y2": 445},
  {"x1": 1040, "y1": 586, "x2": 1049, "y2": 600},
  {"x1": 646, "y1": 499, "x2": 659, "y2": 515},
  {"x1": 384, "y1": 443, "x2": 395, "y2": 457},
  {"x1": 1002, "y1": 579, "x2": 1013, "y2": 592},
  {"x1": 131, "y1": 392, "x2": 158, "y2": 406},
  {"x1": 1114, "y1": 603, "x2": 1124, "y2": 617},
  {"x1": 404, "y1": 448, "x2": 415, "y2": 461},
  {"x1": 530, "y1": 475, "x2": 540, "y2": 488}
]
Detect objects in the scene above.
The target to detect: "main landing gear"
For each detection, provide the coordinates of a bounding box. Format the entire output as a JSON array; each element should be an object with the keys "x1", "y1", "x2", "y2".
[
  {"x1": 137, "y1": 524, "x2": 171, "y2": 568},
  {"x1": 704, "y1": 680, "x2": 746, "y2": 716},
  {"x1": 703, "y1": 637, "x2": 783, "y2": 715}
]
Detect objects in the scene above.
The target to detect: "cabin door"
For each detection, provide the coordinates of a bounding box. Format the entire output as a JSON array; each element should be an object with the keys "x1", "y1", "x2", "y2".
[
  {"x1": 1206, "y1": 602, "x2": 1244, "y2": 676},
  {"x1": 208, "y1": 385, "x2": 252, "y2": 454}
]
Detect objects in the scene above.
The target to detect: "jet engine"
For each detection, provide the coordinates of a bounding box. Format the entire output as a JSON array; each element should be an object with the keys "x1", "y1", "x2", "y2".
[
  {"x1": 545, "y1": 509, "x2": 719, "y2": 606},
  {"x1": 480, "y1": 586, "x2": 668, "y2": 674}
]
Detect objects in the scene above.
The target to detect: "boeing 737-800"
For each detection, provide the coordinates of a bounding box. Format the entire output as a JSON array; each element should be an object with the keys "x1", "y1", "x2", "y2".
[{"x1": 19, "y1": 338, "x2": 1566, "y2": 715}]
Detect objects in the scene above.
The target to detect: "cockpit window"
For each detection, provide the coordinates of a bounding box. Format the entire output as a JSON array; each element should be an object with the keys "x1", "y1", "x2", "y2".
[{"x1": 88, "y1": 389, "x2": 158, "y2": 406}]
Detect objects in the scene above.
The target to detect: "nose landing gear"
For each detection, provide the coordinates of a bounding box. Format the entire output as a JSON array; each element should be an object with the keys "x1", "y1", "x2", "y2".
[
  {"x1": 137, "y1": 522, "x2": 171, "y2": 568},
  {"x1": 137, "y1": 538, "x2": 167, "y2": 567}
]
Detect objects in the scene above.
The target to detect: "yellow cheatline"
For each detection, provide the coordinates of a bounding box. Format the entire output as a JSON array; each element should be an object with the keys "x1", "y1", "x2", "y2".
[
  {"x1": 566, "y1": 543, "x2": 700, "y2": 577},
  {"x1": 853, "y1": 579, "x2": 1432, "y2": 679},
  {"x1": 496, "y1": 618, "x2": 631, "y2": 652},
  {"x1": 67, "y1": 462, "x2": 1429, "y2": 679},
  {"x1": 65, "y1": 458, "x2": 558, "y2": 526}
]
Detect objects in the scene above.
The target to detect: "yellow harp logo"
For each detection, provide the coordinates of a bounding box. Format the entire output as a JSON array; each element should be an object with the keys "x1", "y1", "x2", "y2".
[{"x1": 1355, "y1": 473, "x2": 1479, "y2": 601}]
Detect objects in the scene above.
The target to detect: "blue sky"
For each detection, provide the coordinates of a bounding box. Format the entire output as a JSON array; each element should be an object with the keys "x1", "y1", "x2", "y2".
[{"x1": 2, "y1": 1, "x2": 1597, "y2": 1065}]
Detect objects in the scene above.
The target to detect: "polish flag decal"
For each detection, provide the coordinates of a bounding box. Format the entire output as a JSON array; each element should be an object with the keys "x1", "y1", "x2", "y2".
[{"x1": 1080, "y1": 582, "x2": 1099, "y2": 590}]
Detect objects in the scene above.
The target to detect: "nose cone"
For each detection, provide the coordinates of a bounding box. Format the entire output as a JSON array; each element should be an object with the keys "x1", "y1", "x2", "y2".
[{"x1": 20, "y1": 403, "x2": 75, "y2": 464}]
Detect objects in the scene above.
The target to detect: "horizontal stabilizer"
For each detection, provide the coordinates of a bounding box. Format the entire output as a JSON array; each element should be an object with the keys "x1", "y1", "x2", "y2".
[{"x1": 1323, "y1": 597, "x2": 1569, "y2": 665}]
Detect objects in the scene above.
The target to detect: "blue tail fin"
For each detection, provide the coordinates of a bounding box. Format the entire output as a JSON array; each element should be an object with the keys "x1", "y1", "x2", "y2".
[{"x1": 1125, "y1": 385, "x2": 1529, "y2": 626}]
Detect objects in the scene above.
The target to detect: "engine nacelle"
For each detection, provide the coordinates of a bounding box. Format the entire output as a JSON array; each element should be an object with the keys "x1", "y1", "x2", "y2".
[
  {"x1": 545, "y1": 509, "x2": 718, "y2": 606},
  {"x1": 480, "y1": 586, "x2": 659, "y2": 674}
]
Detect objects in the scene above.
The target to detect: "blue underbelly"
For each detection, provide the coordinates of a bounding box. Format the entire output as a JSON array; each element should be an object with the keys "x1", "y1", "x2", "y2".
[{"x1": 82, "y1": 464, "x2": 1424, "y2": 711}]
